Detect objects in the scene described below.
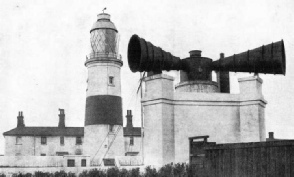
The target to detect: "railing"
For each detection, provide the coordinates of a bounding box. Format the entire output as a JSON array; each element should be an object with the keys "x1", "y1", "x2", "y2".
[
  {"x1": 90, "y1": 158, "x2": 101, "y2": 167},
  {"x1": 87, "y1": 52, "x2": 122, "y2": 60},
  {"x1": 116, "y1": 156, "x2": 143, "y2": 166}
]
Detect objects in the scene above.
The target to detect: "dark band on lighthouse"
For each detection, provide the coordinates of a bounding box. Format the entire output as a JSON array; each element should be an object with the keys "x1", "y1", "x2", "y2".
[{"x1": 85, "y1": 95, "x2": 123, "y2": 126}]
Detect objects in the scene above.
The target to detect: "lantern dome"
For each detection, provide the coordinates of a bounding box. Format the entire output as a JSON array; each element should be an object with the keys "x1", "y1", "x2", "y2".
[{"x1": 90, "y1": 13, "x2": 117, "y2": 33}]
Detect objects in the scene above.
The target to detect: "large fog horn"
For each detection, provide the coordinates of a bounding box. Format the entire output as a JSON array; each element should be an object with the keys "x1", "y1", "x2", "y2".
[
  {"x1": 127, "y1": 35, "x2": 182, "y2": 73},
  {"x1": 212, "y1": 40, "x2": 286, "y2": 75}
]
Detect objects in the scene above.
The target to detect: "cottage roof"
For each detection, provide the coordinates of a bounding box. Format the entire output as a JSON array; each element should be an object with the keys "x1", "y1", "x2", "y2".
[
  {"x1": 3, "y1": 127, "x2": 84, "y2": 137},
  {"x1": 3, "y1": 126, "x2": 142, "y2": 137}
]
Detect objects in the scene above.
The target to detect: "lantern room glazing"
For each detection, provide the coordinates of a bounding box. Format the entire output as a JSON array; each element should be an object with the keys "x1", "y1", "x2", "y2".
[{"x1": 89, "y1": 13, "x2": 119, "y2": 59}]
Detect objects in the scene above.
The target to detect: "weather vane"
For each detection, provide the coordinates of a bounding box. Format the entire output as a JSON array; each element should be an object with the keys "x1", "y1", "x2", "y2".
[{"x1": 102, "y1": 7, "x2": 106, "y2": 13}]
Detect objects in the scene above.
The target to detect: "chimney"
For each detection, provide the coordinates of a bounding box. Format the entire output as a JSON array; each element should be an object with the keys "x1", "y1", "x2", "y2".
[
  {"x1": 17, "y1": 111, "x2": 25, "y2": 128},
  {"x1": 58, "y1": 109, "x2": 65, "y2": 128},
  {"x1": 126, "y1": 110, "x2": 133, "y2": 128},
  {"x1": 269, "y1": 132, "x2": 274, "y2": 139}
]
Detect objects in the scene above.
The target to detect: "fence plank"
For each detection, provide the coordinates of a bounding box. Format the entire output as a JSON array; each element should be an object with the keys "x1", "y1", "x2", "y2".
[
  {"x1": 290, "y1": 146, "x2": 294, "y2": 176},
  {"x1": 194, "y1": 140, "x2": 294, "y2": 177},
  {"x1": 247, "y1": 147, "x2": 253, "y2": 177},
  {"x1": 285, "y1": 146, "x2": 291, "y2": 177}
]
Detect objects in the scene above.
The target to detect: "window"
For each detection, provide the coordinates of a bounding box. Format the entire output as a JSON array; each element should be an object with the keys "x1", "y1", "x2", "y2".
[
  {"x1": 109, "y1": 76, "x2": 114, "y2": 85},
  {"x1": 60, "y1": 136, "x2": 64, "y2": 145},
  {"x1": 16, "y1": 136, "x2": 22, "y2": 145},
  {"x1": 41, "y1": 137, "x2": 47, "y2": 145},
  {"x1": 76, "y1": 137, "x2": 82, "y2": 145},
  {"x1": 41, "y1": 153, "x2": 46, "y2": 156},
  {"x1": 81, "y1": 159, "x2": 87, "y2": 167},
  {"x1": 75, "y1": 149, "x2": 82, "y2": 155},
  {"x1": 67, "y1": 159, "x2": 75, "y2": 167},
  {"x1": 56, "y1": 152, "x2": 69, "y2": 156},
  {"x1": 109, "y1": 125, "x2": 115, "y2": 132},
  {"x1": 130, "y1": 137, "x2": 134, "y2": 146}
]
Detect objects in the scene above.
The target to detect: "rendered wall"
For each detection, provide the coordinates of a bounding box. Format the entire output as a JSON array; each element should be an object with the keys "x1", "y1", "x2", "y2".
[
  {"x1": 5, "y1": 136, "x2": 83, "y2": 156},
  {"x1": 0, "y1": 156, "x2": 63, "y2": 167},
  {"x1": 83, "y1": 125, "x2": 124, "y2": 165},
  {"x1": 86, "y1": 63, "x2": 121, "y2": 97},
  {"x1": 173, "y1": 93, "x2": 241, "y2": 163},
  {"x1": 84, "y1": 57, "x2": 124, "y2": 163},
  {"x1": 142, "y1": 74, "x2": 175, "y2": 166},
  {"x1": 239, "y1": 76, "x2": 267, "y2": 142},
  {"x1": 124, "y1": 136, "x2": 141, "y2": 154},
  {"x1": 142, "y1": 74, "x2": 267, "y2": 166}
]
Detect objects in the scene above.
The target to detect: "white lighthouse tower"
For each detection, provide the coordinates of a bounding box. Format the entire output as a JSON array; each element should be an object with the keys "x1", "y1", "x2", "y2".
[{"x1": 84, "y1": 12, "x2": 124, "y2": 165}]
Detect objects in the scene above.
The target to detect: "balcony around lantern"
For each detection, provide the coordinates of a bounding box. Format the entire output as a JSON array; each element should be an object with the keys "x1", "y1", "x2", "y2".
[
  {"x1": 85, "y1": 52, "x2": 123, "y2": 66},
  {"x1": 88, "y1": 52, "x2": 121, "y2": 60}
]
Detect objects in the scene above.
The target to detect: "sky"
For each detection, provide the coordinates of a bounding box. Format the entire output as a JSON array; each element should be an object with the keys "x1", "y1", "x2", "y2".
[{"x1": 0, "y1": 0, "x2": 294, "y2": 154}]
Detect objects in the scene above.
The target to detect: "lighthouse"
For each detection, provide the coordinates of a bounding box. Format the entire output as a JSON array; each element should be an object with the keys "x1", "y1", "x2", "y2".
[{"x1": 84, "y1": 13, "x2": 124, "y2": 165}]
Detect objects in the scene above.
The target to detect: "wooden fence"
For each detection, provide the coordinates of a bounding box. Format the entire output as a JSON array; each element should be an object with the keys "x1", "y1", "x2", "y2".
[{"x1": 190, "y1": 136, "x2": 294, "y2": 177}]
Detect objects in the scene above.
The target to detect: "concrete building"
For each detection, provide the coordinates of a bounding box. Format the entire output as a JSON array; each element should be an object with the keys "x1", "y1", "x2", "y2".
[{"x1": 142, "y1": 72, "x2": 266, "y2": 166}]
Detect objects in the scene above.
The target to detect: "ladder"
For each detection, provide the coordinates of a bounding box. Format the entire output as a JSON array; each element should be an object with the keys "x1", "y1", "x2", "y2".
[{"x1": 90, "y1": 125, "x2": 122, "y2": 166}]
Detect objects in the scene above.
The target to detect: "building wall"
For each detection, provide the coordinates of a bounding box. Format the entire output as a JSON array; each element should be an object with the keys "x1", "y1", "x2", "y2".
[
  {"x1": 142, "y1": 74, "x2": 267, "y2": 166},
  {"x1": 83, "y1": 124, "x2": 124, "y2": 164},
  {"x1": 173, "y1": 93, "x2": 241, "y2": 163},
  {"x1": 143, "y1": 74, "x2": 175, "y2": 166},
  {"x1": 124, "y1": 136, "x2": 141, "y2": 155},
  {"x1": 239, "y1": 76, "x2": 266, "y2": 142},
  {"x1": 5, "y1": 136, "x2": 83, "y2": 156},
  {"x1": 86, "y1": 63, "x2": 121, "y2": 97},
  {"x1": 0, "y1": 156, "x2": 63, "y2": 167}
]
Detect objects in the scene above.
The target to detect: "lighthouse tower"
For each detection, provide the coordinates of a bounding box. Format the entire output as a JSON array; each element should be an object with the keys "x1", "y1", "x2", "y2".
[{"x1": 84, "y1": 13, "x2": 124, "y2": 165}]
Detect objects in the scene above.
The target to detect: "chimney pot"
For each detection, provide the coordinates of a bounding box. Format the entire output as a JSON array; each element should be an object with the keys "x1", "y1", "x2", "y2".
[
  {"x1": 17, "y1": 111, "x2": 25, "y2": 128},
  {"x1": 58, "y1": 109, "x2": 65, "y2": 128},
  {"x1": 126, "y1": 110, "x2": 133, "y2": 128},
  {"x1": 189, "y1": 50, "x2": 202, "y2": 57},
  {"x1": 220, "y1": 53, "x2": 225, "y2": 59},
  {"x1": 269, "y1": 132, "x2": 274, "y2": 139}
]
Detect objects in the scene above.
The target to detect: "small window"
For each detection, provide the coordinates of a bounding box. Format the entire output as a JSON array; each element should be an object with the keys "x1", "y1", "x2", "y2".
[
  {"x1": 109, "y1": 125, "x2": 115, "y2": 132},
  {"x1": 81, "y1": 159, "x2": 87, "y2": 167},
  {"x1": 60, "y1": 136, "x2": 64, "y2": 145},
  {"x1": 109, "y1": 76, "x2": 114, "y2": 85},
  {"x1": 16, "y1": 136, "x2": 22, "y2": 145},
  {"x1": 75, "y1": 149, "x2": 82, "y2": 155},
  {"x1": 67, "y1": 159, "x2": 75, "y2": 167},
  {"x1": 41, "y1": 137, "x2": 47, "y2": 145},
  {"x1": 130, "y1": 137, "x2": 134, "y2": 146},
  {"x1": 76, "y1": 137, "x2": 82, "y2": 145}
]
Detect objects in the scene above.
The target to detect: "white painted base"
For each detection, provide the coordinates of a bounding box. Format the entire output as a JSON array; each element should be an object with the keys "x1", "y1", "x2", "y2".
[
  {"x1": 142, "y1": 74, "x2": 267, "y2": 166},
  {"x1": 83, "y1": 124, "x2": 125, "y2": 165}
]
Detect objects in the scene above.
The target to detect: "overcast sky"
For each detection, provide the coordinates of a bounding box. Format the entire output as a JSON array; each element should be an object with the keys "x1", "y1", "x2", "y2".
[{"x1": 0, "y1": 0, "x2": 293, "y2": 154}]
